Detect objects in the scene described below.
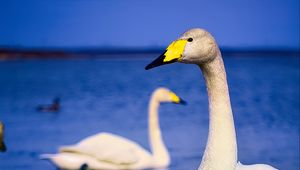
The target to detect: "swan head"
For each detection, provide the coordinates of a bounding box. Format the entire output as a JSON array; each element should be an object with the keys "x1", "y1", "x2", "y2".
[
  {"x1": 145, "y1": 28, "x2": 218, "y2": 70},
  {"x1": 152, "y1": 87, "x2": 187, "y2": 105}
]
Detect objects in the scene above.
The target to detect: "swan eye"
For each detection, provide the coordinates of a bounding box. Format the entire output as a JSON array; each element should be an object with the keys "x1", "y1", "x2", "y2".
[{"x1": 187, "y1": 38, "x2": 193, "y2": 42}]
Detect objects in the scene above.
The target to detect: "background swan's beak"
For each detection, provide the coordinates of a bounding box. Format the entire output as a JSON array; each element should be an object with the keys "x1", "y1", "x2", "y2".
[
  {"x1": 173, "y1": 97, "x2": 187, "y2": 105},
  {"x1": 178, "y1": 98, "x2": 187, "y2": 105},
  {"x1": 0, "y1": 141, "x2": 7, "y2": 152},
  {"x1": 169, "y1": 92, "x2": 187, "y2": 105},
  {"x1": 145, "y1": 51, "x2": 177, "y2": 70}
]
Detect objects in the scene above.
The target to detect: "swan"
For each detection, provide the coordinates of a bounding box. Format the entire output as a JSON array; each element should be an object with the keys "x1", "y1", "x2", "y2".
[
  {"x1": 41, "y1": 87, "x2": 186, "y2": 170},
  {"x1": 145, "y1": 28, "x2": 277, "y2": 170},
  {"x1": 0, "y1": 121, "x2": 7, "y2": 152}
]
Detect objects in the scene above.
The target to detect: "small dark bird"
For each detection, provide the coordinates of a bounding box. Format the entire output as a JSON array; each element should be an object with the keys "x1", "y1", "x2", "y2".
[
  {"x1": 0, "y1": 121, "x2": 7, "y2": 152},
  {"x1": 37, "y1": 97, "x2": 60, "y2": 112}
]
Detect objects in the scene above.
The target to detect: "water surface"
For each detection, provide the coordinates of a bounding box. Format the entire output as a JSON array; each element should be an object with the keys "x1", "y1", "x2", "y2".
[{"x1": 0, "y1": 55, "x2": 299, "y2": 170}]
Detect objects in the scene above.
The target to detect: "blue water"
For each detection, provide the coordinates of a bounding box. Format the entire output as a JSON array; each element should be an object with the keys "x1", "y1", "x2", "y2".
[{"x1": 0, "y1": 55, "x2": 299, "y2": 170}]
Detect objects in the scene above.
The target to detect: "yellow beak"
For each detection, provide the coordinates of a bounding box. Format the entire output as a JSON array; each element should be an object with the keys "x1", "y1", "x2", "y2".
[
  {"x1": 170, "y1": 92, "x2": 187, "y2": 105},
  {"x1": 145, "y1": 39, "x2": 188, "y2": 70}
]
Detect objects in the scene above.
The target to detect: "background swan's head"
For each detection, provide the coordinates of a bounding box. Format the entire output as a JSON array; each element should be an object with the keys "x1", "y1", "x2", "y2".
[
  {"x1": 152, "y1": 87, "x2": 186, "y2": 105},
  {"x1": 145, "y1": 28, "x2": 218, "y2": 70}
]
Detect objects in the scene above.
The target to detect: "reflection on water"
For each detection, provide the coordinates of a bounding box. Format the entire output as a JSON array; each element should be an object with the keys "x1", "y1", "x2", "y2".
[{"x1": 0, "y1": 55, "x2": 299, "y2": 170}]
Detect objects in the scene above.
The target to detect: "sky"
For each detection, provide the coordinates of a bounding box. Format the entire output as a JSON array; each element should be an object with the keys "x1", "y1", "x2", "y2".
[{"x1": 0, "y1": 0, "x2": 299, "y2": 49}]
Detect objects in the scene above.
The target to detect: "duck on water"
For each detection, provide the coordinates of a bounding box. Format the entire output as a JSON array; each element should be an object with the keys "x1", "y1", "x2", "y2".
[{"x1": 37, "y1": 97, "x2": 60, "y2": 112}]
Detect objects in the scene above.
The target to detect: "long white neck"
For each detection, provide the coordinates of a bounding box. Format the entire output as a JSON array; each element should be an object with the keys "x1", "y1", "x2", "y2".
[
  {"x1": 148, "y1": 96, "x2": 170, "y2": 167},
  {"x1": 198, "y1": 52, "x2": 237, "y2": 170}
]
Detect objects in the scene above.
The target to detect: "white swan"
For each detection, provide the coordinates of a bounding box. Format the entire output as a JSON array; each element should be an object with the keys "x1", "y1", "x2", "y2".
[
  {"x1": 145, "y1": 28, "x2": 278, "y2": 170},
  {"x1": 41, "y1": 87, "x2": 186, "y2": 170}
]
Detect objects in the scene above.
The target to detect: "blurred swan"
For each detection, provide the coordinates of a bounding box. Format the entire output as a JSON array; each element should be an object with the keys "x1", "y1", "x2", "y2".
[
  {"x1": 0, "y1": 121, "x2": 7, "y2": 152},
  {"x1": 41, "y1": 88, "x2": 186, "y2": 170},
  {"x1": 145, "y1": 28, "x2": 277, "y2": 170},
  {"x1": 37, "y1": 97, "x2": 60, "y2": 112}
]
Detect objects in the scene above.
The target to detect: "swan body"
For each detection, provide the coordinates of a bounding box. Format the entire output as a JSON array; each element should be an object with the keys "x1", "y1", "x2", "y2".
[
  {"x1": 236, "y1": 162, "x2": 278, "y2": 170},
  {"x1": 145, "y1": 28, "x2": 277, "y2": 170},
  {"x1": 41, "y1": 88, "x2": 186, "y2": 170},
  {"x1": 41, "y1": 132, "x2": 153, "y2": 170}
]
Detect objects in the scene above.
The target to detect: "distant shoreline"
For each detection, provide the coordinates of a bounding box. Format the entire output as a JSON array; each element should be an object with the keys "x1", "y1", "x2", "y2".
[{"x1": 0, "y1": 48, "x2": 299, "y2": 60}]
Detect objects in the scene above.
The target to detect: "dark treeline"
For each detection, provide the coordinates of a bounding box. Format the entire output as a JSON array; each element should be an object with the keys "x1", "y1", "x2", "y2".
[{"x1": 0, "y1": 47, "x2": 299, "y2": 60}]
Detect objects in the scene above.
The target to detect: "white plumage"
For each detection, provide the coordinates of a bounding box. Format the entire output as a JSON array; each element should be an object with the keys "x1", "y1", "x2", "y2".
[
  {"x1": 145, "y1": 28, "x2": 278, "y2": 170},
  {"x1": 41, "y1": 88, "x2": 185, "y2": 170},
  {"x1": 41, "y1": 132, "x2": 153, "y2": 169},
  {"x1": 236, "y1": 162, "x2": 278, "y2": 170}
]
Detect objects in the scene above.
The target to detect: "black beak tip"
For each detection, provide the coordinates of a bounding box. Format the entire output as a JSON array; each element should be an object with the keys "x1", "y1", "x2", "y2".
[
  {"x1": 145, "y1": 64, "x2": 152, "y2": 70},
  {"x1": 0, "y1": 142, "x2": 7, "y2": 152},
  {"x1": 179, "y1": 98, "x2": 187, "y2": 105},
  {"x1": 145, "y1": 51, "x2": 168, "y2": 70}
]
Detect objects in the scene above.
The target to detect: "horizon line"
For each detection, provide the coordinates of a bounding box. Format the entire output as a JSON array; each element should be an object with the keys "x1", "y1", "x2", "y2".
[{"x1": 0, "y1": 46, "x2": 299, "y2": 60}]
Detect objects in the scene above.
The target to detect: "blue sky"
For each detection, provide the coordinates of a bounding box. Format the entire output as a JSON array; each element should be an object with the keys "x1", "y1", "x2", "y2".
[{"x1": 0, "y1": 0, "x2": 299, "y2": 49}]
